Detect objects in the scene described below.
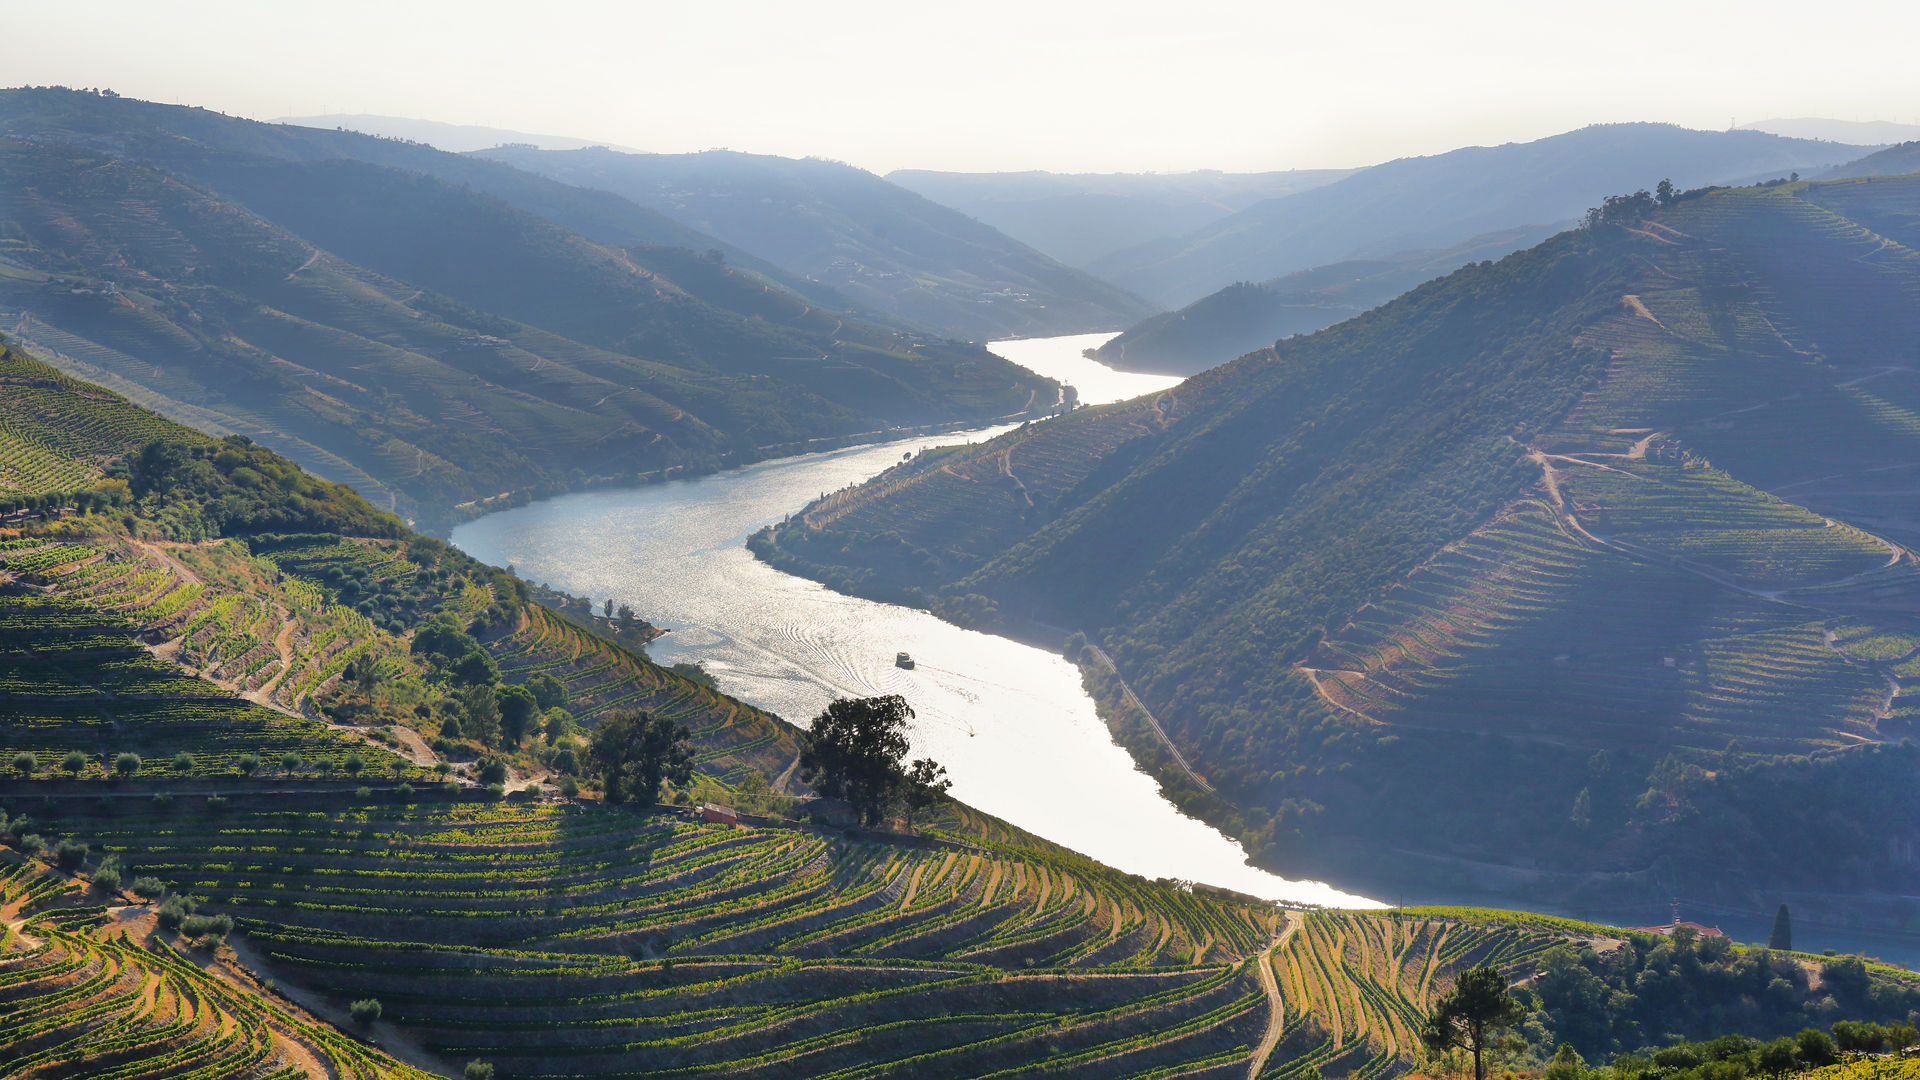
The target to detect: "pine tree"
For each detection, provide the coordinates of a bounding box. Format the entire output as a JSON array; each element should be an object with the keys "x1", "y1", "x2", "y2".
[{"x1": 1768, "y1": 903, "x2": 1792, "y2": 951}]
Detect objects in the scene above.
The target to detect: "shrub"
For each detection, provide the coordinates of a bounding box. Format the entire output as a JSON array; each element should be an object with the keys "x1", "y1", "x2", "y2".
[
  {"x1": 434, "y1": 760, "x2": 452, "y2": 776},
  {"x1": 465, "y1": 1062, "x2": 494, "y2": 1080},
  {"x1": 344, "y1": 754, "x2": 366, "y2": 777},
  {"x1": 484, "y1": 782, "x2": 506, "y2": 801},
  {"x1": 93, "y1": 854, "x2": 122, "y2": 892},
  {"x1": 151, "y1": 792, "x2": 173, "y2": 811},
  {"x1": 11, "y1": 751, "x2": 34, "y2": 776},
  {"x1": 350, "y1": 998, "x2": 383, "y2": 1024},
  {"x1": 157, "y1": 893, "x2": 196, "y2": 930},
  {"x1": 443, "y1": 780, "x2": 461, "y2": 796},
  {"x1": 281, "y1": 752, "x2": 304, "y2": 774},
  {"x1": 131, "y1": 875, "x2": 166, "y2": 900},
  {"x1": 476, "y1": 758, "x2": 508, "y2": 786},
  {"x1": 356, "y1": 786, "x2": 373, "y2": 800},
  {"x1": 558, "y1": 775, "x2": 581, "y2": 799},
  {"x1": 54, "y1": 838, "x2": 88, "y2": 872},
  {"x1": 235, "y1": 753, "x2": 262, "y2": 777},
  {"x1": 395, "y1": 782, "x2": 415, "y2": 800},
  {"x1": 62, "y1": 750, "x2": 88, "y2": 777},
  {"x1": 171, "y1": 751, "x2": 194, "y2": 772},
  {"x1": 16, "y1": 834, "x2": 43, "y2": 856},
  {"x1": 204, "y1": 795, "x2": 227, "y2": 812},
  {"x1": 180, "y1": 913, "x2": 233, "y2": 940},
  {"x1": 113, "y1": 752, "x2": 141, "y2": 778}
]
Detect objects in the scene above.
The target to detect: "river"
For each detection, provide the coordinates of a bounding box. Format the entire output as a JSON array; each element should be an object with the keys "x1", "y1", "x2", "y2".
[{"x1": 453, "y1": 332, "x2": 1379, "y2": 907}]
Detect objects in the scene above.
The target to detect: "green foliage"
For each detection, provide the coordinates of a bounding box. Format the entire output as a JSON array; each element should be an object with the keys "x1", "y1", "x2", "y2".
[
  {"x1": 798, "y1": 695, "x2": 916, "y2": 826},
  {"x1": 588, "y1": 710, "x2": 693, "y2": 806},
  {"x1": 350, "y1": 998, "x2": 383, "y2": 1024},
  {"x1": 130, "y1": 436, "x2": 404, "y2": 540},
  {"x1": 1424, "y1": 964, "x2": 1527, "y2": 1080},
  {"x1": 52, "y1": 838, "x2": 88, "y2": 872}
]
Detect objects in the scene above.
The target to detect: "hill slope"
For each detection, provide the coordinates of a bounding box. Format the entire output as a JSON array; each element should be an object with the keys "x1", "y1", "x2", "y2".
[
  {"x1": 754, "y1": 176, "x2": 1920, "y2": 947},
  {"x1": 1090, "y1": 224, "x2": 1563, "y2": 375},
  {"x1": 883, "y1": 168, "x2": 1357, "y2": 267},
  {"x1": 1090, "y1": 123, "x2": 1861, "y2": 307},
  {"x1": 0, "y1": 92, "x2": 1059, "y2": 529},
  {"x1": 476, "y1": 145, "x2": 1157, "y2": 339},
  {"x1": 1823, "y1": 141, "x2": 1920, "y2": 180},
  {"x1": 6, "y1": 338, "x2": 1919, "y2": 1075}
]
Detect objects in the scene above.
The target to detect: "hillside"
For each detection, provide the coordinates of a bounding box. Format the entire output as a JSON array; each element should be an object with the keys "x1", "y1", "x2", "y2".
[
  {"x1": 279, "y1": 112, "x2": 644, "y2": 153},
  {"x1": 753, "y1": 175, "x2": 1920, "y2": 950},
  {"x1": 474, "y1": 145, "x2": 1157, "y2": 339},
  {"x1": 1089, "y1": 123, "x2": 1862, "y2": 307},
  {"x1": 883, "y1": 168, "x2": 1356, "y2": 267},
  {"x1": 1090, "y1": 225, "x2": 1562, "y2": 375},
  {"x1": 0, "y1": 92, "x2": 1060, "y2": 529},
  {"x1": 1823, "y1": 141, "x2": 1920, "y2": 180},
  {"x1": 5, "y1": 337, "x2": 1919, "y2": 1075}
]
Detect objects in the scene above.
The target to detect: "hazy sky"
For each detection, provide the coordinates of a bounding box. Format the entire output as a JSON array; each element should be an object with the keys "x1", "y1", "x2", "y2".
[{"x1": 12, "y1": 0, "x2": 1919, "y2": 174}]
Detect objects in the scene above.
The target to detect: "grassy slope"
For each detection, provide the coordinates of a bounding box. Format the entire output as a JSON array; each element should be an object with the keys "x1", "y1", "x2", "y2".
[{"x1": 752, "y1": 178, "x2": 1920, "y2": 931}]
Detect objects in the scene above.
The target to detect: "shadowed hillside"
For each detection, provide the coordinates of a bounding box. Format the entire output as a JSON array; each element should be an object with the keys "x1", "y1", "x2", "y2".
[
  {"x1": 753, "y1": 176, "x2": 1920, "y2": 950},
  {"x1": 0, "y1": 91, "x2": 1061, "y2": 529},
  {"x1": 476, "y1": 145, "x2": 1157, "y2": 340}
]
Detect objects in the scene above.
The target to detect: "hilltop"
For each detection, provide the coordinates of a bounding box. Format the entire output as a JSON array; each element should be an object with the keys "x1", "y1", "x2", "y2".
[
  {"x1": 1089, "y1": 225, "x2": 1562, "y2": 375},
  {"x1": 884, "y1": 168, "x2": 1357, "y2": 267},
  {"x1": 0, "y1": 90, "x2": 1061, "y2": 530},
  {"x1": 1089, "y1": 123, "x2": 1861, "y2": 307},
  {"x1": 753, "y1": 175, "x2": 1920, "y2": 952},
  {"x1": 474, "y1": 145, "x2": 1157, "y2": 340}
]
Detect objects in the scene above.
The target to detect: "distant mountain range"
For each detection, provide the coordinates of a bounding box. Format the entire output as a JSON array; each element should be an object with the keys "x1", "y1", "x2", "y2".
[
  {"x1": 1739, "y1": 117, "x2": 1920, "y2": 144},
  {"x1": 0, "y1": 89, "x2": 1058, "y2": 528},
  {"x1": 1087, "y1": 224, "x2": 1564, "y2": 375},
  {"x1": 883, "y1": 168, "x2": 1356, "y2": 267},
  {"x1": 277, "y1": 112, "x2": 644, "y2": 153},
  {"x1": 475, "y1": 146, "x2": 1156, "y2": 340},
  {"x1": 1088, "y1": 123, "x2": 1865, "y2": 308},
  {"x1": 757, "y1": 173, "x2": 1920, "y2": 937},
  {"x1": 1821, "y1": 140, "x2": 1920, "y2": 180}
]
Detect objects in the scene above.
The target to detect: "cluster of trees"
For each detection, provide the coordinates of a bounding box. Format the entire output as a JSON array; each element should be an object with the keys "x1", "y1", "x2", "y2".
[
  {"x1": 404, "y1": 614, "x2": 574, "y2": 752},
  {"x1": 1425, "y1": 960, "x2": 1920, "y2": 1080},
  {"x1": 130, "y1": 435, "x2": 406, "y2": 540},
  {"x1": 799, "y1": 695, "x2": 952, "y2": 828},
  {"x1": 0, "y1": 482, "x2": 127, "y2": 517}
]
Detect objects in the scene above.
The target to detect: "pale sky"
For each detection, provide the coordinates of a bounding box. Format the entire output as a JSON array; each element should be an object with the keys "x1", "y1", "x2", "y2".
[{"x1": 10, "y1": 0, "x2": 1919, "y2": 174}]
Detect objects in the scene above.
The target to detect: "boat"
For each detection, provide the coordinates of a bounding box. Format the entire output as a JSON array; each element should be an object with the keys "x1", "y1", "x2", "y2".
[{"x1": 895, "y1": 652, "x2": 915, "y2": 670}]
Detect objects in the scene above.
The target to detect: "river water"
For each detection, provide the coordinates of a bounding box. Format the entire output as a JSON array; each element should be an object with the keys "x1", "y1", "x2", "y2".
[{"x1": 453, "y1": 333, "x2": 1379, "y2": 907}]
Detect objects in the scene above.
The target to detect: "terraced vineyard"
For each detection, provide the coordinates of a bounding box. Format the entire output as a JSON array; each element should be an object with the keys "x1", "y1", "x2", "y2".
[
  {"x1": 6, "y1": 797, "x2": 1281, "y2": 1079},
  {"x1": 1, "y1": 856, "x2": 431, "y2": 1079}
]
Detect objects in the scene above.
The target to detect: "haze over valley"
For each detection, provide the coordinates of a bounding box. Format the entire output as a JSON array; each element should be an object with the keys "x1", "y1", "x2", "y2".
[{"x1": 4, "y1": 4, "x2": 1920, "y2": 1078}]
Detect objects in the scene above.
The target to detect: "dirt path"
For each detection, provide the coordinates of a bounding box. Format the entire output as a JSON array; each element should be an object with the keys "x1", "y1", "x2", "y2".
[
  {"x1": 1082, "y1": 642, "x2": 1215, "y2": 792},
  {"x1": 1246, "y1": 913, "x2": 1299, "y2": 1078}
]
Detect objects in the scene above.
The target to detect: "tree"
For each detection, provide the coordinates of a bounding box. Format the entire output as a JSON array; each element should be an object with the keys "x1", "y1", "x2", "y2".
[
  {"x1": 171, "y1": 751, "x2": 194, "y2": 773},
  {"x1": 352, "y1": 656, "x2": 381, "y2": 700},
  {"x1": 350, "y1": 998, "x2": 383, "y2": 1024},
  {"x1": 235, "y1": 753, "x2": 262, "y2": 777},
  {"x1": 527, "y1": 673, "x2": 568, "y2": 711},
  {"x1": 496, "y1": 684, "x2": 540, "y2": 748},
  {"x1": 453, "y1": 647, "x2": 500, "y2": 687},
  {"x1": 1768, "y1": 903, "x2": 1792, "y2": 951},
  {"x1": 114, "y1": 752, "x2": 141, "y2": 778},
  {"x1": 12, "y1": 751, "x2": 35, "y2": 777},
  {"x1": 62, "y1": 750, "x2": 88, "y2": 778},
  {"x1": 343, "y1": 753, "x2": 366, "y2": 778},
  {"x1": 1656, "y1": 178, "x2": 1677, "y2": 206},
  {"x1": 1422, "y1": 964, "x2": 1525, "y2": 1080},
  {"x1": 799, "y1": 696, "x2": 915, "y2": 826},
  {"x1": 543, "y1": 707, "x2": 578, "y2": 745},
  {"x1": 900, "y1": 758, "x2": 952, "y2": 829},
  {"x1": 54, "y1": 838, "x2": 89, "y2": 872},
  {"x1": 616, "y1": 604, "x2": 636, "y2": 633},
  {"x1": 281, "y1": 751, "x2": 304, "y2": 775},
  {"x1": 463, "y1": 685, "x2": 502, "y2": 746},
  {"x1": 603, "y1": 598, "x2": 614, "y2": 619},
  {"x1": 465, "y1": 1061, "x2": 495, "y2": 1080},
  {"x1": 1569, "y1": 787, "x2": 1591, "y2": 829},
  {"x1": 588, "y1": 710, "x2": 693, "y2": 806}
]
